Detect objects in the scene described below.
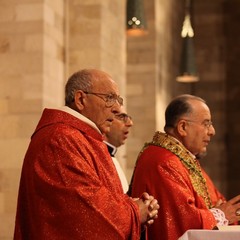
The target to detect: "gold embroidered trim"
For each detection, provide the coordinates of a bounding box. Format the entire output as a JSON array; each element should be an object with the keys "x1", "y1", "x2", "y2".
[{"x1": 142, "y1": 131, "x2": 212, "y2": 208}]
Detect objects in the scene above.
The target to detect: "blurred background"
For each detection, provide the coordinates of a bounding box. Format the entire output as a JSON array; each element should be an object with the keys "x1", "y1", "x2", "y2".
[{"x1": 0, "y1": 0, "x2": 239, "y2": 239}]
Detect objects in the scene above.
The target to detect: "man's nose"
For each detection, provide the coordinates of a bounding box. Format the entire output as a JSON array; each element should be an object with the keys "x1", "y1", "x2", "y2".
[
  {"x1": 111, "y1": 103, "x2": 121, "y2": 115},
  {"x1": 209, "y1": 125, "x2": 216, "y2": 136},
  {"x1": 126, "y1": 117, "x2": 133, "y2": 127}
]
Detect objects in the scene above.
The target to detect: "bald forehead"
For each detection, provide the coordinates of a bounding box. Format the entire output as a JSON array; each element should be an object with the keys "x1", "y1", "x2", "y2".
[
  {"x1": 87, "y1": 69, "x2": 112, "y2": 82},
  {"x1": 91, "y1": 69, "x2": 110, "y2": 78},
  {"x1": 188, "y1": 98, "x2": 207, "y2": 108},
  {"x1": 187, "y1": 99, "x2": 210, "y2": 116},
  {"x1": 91, "y1": 70, "x2": 118, "y2": 92}
]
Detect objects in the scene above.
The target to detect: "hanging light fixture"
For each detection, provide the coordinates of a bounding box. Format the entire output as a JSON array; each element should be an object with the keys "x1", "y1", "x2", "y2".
[
  {"x1": 176, "y1": 0, "x2": 199, "y2": 83},
  {"x1": 126, "y1": 0, "x2": 147, "y2": 37}
]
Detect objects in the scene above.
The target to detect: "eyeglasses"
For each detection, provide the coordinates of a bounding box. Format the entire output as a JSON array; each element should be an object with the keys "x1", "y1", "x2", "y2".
[
  {"x1": 83, "y1": 91, "x2": 123, "y2": 107},
  {"x1": 183, "y1": 119, "x2": 213, "y2": 129},
  {"x1": 115, "y1": 113, "x2": 132, "y2": 123}
]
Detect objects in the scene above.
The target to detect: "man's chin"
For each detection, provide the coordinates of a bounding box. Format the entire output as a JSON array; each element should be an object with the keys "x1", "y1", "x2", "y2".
[
  {"x1": 100, "y1": 126, "x2": 111, "y2": 134},
  {"x1": 99, "y1": 122, "x2": 113, "y2": 134},
  {"x1": 196, "y1": 151, "x2": 207, "y2": 160}
]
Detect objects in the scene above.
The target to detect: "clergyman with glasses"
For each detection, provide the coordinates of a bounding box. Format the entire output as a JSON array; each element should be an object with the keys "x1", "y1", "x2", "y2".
[
  {"x1": 129, "y1": 94, "x2": 240, "y2": 240},
  {"x1": 14, "y1": 69, "x2": 159, "y2": 240},
  {"x1": 103, "y1": 107, "x2": 133, "y2": 193}
]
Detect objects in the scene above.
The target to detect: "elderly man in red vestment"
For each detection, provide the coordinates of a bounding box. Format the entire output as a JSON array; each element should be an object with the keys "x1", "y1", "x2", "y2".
[
  {"x1": 14, "y1": 69, "x2": 159, "y2": 240},
  {"x1": 130, "y1": 94, "x2": 240, "y2": 240}
]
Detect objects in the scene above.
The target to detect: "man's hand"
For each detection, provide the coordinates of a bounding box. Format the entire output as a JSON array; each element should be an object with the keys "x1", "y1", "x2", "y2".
[
  {"x1": 216, "y1": 194, "x2": 240, "y2": 224},
  {"x1": 134, "y1": 192, "x2": 160, "y2": 226}
]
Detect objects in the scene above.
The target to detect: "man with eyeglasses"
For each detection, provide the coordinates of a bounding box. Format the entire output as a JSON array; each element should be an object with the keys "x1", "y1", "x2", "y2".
[
  {"x1": 130, "y1": 94, "x2": 240, "y2": 240},
  {"x1": 103, "y1": 107, "x2": 133, "y2": 193},
  {"x1": 14, "y1": 69, "x2": 159, "y2": 240}
]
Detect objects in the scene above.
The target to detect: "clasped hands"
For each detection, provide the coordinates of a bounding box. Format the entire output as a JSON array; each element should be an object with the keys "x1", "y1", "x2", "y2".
[
  {"x1": 133, "y1": 192, "x2": 160, "y2": 226},
  {"x1": 215, "y1": 194, "x2": 240, "y2": 224}
]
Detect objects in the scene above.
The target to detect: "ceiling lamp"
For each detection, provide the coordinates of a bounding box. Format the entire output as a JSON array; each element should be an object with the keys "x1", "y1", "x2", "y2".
[
  {"x1": 126, "y1": 0, "x2": 147, "y2": 37},
  {"x1": 176, "y1": 0, "x2": 199, "y2": 83}
]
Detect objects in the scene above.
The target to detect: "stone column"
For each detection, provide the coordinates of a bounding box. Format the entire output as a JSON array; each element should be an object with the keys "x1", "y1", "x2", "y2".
[{"x1": 0, "y1": 1, "x2": 65, "y2": 238}]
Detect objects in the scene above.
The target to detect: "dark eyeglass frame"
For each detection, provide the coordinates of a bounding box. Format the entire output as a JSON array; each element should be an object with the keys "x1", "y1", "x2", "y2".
[
  {"x1": 115, "y1": 113, "x2": 132, "y2": 123},
  {"x1": 83, "y1": 91, "x2": 123, "y2": 107}
]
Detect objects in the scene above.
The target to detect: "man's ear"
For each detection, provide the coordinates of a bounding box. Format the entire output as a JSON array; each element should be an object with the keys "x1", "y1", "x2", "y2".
[
  {"x1": 74, "y1": 90, "x2": 85, "y2": 111},
  {"x1": 177, "y1": 119, "x2": 188, "y2": 137}
]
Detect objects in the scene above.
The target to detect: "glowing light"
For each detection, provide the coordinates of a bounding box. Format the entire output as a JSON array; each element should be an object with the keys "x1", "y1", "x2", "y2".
[{"x1": 181, "y1": 14, "x2": 194, "y2": 38}]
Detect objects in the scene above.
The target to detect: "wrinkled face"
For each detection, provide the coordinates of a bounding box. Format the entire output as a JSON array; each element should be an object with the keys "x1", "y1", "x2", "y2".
[
  {"x1": 180, "y1": 100, "x2": 216, "y2": 155},
  {"x1": 80, "y1": 71, "x2": 123, "y2": 134},
  {"x1": 104, "y1": 108, "x2": 133, "y2": 147}
]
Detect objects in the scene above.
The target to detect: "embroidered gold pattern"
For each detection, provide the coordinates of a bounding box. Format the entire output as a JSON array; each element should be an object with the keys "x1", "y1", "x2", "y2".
[{"x1": 142, "y1": 131, "x2": 212, "y2": 208}]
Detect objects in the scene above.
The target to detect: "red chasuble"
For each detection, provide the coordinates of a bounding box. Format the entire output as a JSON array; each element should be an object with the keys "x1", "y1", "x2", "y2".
[
  {"x1": 131, "y1": 132, "x2": 225, "y2": 240},
  {"x1": 14, "y1": 109, "x2": 140, "y2": 240}
]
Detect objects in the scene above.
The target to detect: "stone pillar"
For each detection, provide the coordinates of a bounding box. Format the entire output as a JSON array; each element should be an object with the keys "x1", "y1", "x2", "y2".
[
  {"x1": 66, "y1": 0, "x2": 126, "y2": 94},
  {"x1": 0, "y1": 1, "x2": 65, "y2": 238}
]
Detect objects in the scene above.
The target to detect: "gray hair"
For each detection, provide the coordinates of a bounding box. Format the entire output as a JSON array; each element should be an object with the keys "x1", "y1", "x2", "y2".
[
  {"x1": 65, "y1": 69, "x2": 94, "y2": 105},
  {"x1": 164, "y1": 94, "x2": 205, "y2": 131}
]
